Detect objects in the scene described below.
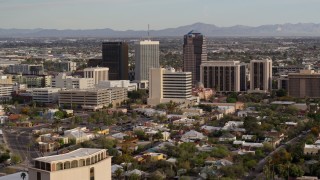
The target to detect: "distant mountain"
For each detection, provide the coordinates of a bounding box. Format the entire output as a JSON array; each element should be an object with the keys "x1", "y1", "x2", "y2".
[{"x1": 1, "y1": 23, "x2": 320, "y2": 37}]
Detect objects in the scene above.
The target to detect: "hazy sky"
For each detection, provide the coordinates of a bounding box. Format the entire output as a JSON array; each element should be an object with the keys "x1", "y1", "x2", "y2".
[{"x1": 1, "y1": 0, "x2": 319, "y2": 30}]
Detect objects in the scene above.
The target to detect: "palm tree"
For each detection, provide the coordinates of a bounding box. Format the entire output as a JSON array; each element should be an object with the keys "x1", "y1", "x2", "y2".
[{"x1": 20, "y1": 172, "x2": 27, "y2": 180}]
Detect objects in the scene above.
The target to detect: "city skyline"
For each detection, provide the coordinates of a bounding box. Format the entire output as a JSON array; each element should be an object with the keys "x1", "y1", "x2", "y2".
[{"x1": 1, "y1": 0, "x2": 320, "y2": 30}]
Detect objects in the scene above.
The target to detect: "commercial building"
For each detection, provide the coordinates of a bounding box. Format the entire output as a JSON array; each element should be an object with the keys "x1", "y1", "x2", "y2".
[
  {"x1": 200, "y1": 61, "x2": 247, "y2": 92},
  {"x1": 52, "y1": 73, "x2": 94, "y2": 89},
  {"x1": 102, "y1": 42, "x2": 129, "y2": 80},
  {"x1": 249, "y1": 59, "x2": 272, "y2": 93},
  {"x1": 0, "y1": 75, "x2": 13, "y2": 85},
  {"x1": 0, "y1": 85, "x2": 13, "y2": 101},
  {"x1": 13, "y1": 75, "x2": 52, "y2": 88},
  {"x1": 277, "y1": 75, "x2": 289, "y2": 91},
  {"x1": 288, "y1": 69, "x2": 320, "y2": 98},
  {"x1": 55, "y1": 61, "x2": 77, "y2": 72},
  {"x1": 59, "y1": 88, "x2": 127, "y2": 110},
  {"x1": 96, "y1": 80, "x2": 137, "y2": 91},
  {"x1": 183, "y1": 30, "x2": 207, "y2": 85},
  {"x1": 148, "y1": 68, "x2": 197, "y2": 106},
  {"x1": 84, "y1": 67, "x2": 109, "y2": 84},
  {"x1": 8, "y1": 64, "x2": 44, "y2": 75},
  {"x1": 134, "y1": 40, "x2": 160, "y2": 88},
  {"x1": 32, "y1": 88, "x2": 60, "y2": 104},
  {"x1": 28, "y1": 148, "x2": 111, "y2": 180}
]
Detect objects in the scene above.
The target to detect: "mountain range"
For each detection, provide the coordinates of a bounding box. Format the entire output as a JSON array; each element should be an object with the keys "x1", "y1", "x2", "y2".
[{"x1": 1, "y1": 23, "x2": 320, "y2": 37}]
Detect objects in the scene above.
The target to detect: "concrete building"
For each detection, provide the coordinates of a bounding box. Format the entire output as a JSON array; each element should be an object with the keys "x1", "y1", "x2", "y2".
[
  {"x1": 55, "y1": 61, "x2": 77, "y2": 72},
  {"x1": 148, "y1": 68, "x2": 196, "y2": 106},
  {"x1": 200, "y1": 61, "x2": 247, "y2": 92},
  {"x1": 134, "y1": 40, "x2": 160, "y2": 88},
  {"x1": 84, "y1": 67, "x2": 109, "y2": 85},
  {"x1": 0, "y1": 85, "x2": 13, "y2": 101},
  {"x1": 8, "y1": 64, "x2": 44, "y2": 75},
  {"x1": 249, "y1": 59, "x2": 272, "y2": 93},
  {"x1": 52, "y1": 73, "x2": 94, "y2": 89},
  {"x1": 32, "y1": 88, "x2": 60, "y2": 104},
  {"x1": 277, "y1": 75, "x2": 289, "y2": 91},
  {"x1": 288, "y1": 69, "x2": 320, "y2": 98},
  {"x1": 0, "y1": 75, "x2": 13, "y2": 85},
  {"x1": 59, "y1": 88, "x2": 127, "y2": 110},
  {"x1": 28, "y1": 148, "x2": 111, "y2": 180},
  {"x1": 96, "y1": 80, "x2": 137, "y2": 91},
  {"x1": 183, "y1": 30, "x2": 207, "y2": 85},
  {"x1": 13, "y1": 75, "x2": 52, "y2": 88}
]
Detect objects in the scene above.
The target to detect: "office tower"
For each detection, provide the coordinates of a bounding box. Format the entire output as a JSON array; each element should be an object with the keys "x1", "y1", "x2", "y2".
[
  {"x1": 84, "y1": 67, "x2": 109, "y2": 84},
  {"x1": 288, "y1": 69, "x2": 320, "y2": 98},
  {"x1": 134, "y1": 40, "x2": 160, "y2": 87},
  {"x1": 249, "y1": 59, "x2": 272, "y2": 93},
  {"x1": 183, "y1": 30, "x2": 207, "y2": 85},
  {"x1": 28, "y1": 148, "x2": 111, "y2": 180},
  {"x1": 102, "y1": 42, "x2": 129, "y2": 80},
  {"x1": 52, "y1": 73, "x2": 94, "y2": 89},
  {"x1": 148, "y1": 68, "x2": 192, "y2": 106},
  {"x1": 200, "y1": 61, "x2": 247, "y2": 92}
]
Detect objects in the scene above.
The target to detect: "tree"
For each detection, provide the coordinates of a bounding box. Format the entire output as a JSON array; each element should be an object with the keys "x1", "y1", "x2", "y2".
[
  {"x1": 114, "y1": 168, "x2": 123, "y2": 180},
  {"x1": 11, "y1": 154, "x2": 21, "y2": 164},
  {"x1": 20, "y1": 172, "x2": 27, "y2": 180},
  {"x1": 54, "y1": 111, "x2": 65, "y2": 119},
  {"x1": 128, "y1": 173, "x2": 141, "y2": 180}
]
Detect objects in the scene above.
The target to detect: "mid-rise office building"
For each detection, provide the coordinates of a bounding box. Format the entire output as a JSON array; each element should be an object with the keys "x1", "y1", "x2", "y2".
[
  {"x1": 32, "y1": 88, "x2": 60, "y2": 104},
  {"x1": 288, "y1": 69, "x2": 320, "y2": 98},
  {"x1": 84, "y1": 67, "x2": 109, "y2": 84},
  {"x1": 0, "y1": 85, "x2": 13, "y2": 99},
  {"x1": 249, "y1": 59, "x2": 272, "y2": 93},
  {"x1": 59, "y1": 88, "x2": 127, "y2": 110},
  {"x1": 28, "y1": 148, "x2": 111, "y2": 180},
  {"x1": 277, "y1": 75, "x2": 289, "y2": 91},
  {"x1": 52, "y1": 73, "x2": 94, "y2": 89},
  {"x1": 0, "y1": 75, "x2": 13, "y2": 85},
  {"x1": 13, "y1": 75, "x2": 52, "y2": 88},
  {"x1": 183, "y1": 30, "x2": 207, "y2": 85},
  {"x1": 134, "y1": 40, "x2": 160, "y2": 88},
  {"x1": 102, "y1": 42, "x2": 129, "y2": 80},
  {"x1": 148, "y1": 68, "x2": 195, "y2": 106},
  {"x1": 8, "y1": 64, "x2": 44, "y2": 75},
  {"x1": 96, "y1": 80, "x2": 137, "y2": 91},
  {"x1": 200, "y1": 61, "x2": 247, "y2": 92},
  {"x1": 55, "y1": 61, "x2": 77, "y2": 72}
]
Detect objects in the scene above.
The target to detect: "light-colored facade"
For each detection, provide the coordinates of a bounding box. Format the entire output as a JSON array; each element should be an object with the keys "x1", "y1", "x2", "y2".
[
  {"x1": 55, "y1": 61, "x2": 77, "y2": 72},
  {"x1": 52, "y1": 73, "x2": 94, "y2": 89},
  {"x1": 200, "y1": 61, "x2": 247, "y2": 92},
  {"x1": 288, "y1": 69, "x2": 320, "y2": 98},
  {"x1": 29, "y1": 148, "x2": 111, "y2": 180},
  {"x1": 13, "y1": 75, "x2": 52, "y2": 88},
  {"x1": 0, "y1": 75, "x2": 13, "y2": 85},
  {"x1": 59, "y1": 88, "x2": 127, "y2": 110},
  {"x1": 0, "y1": 85, "x2": 13, "y2": 98},
  {"x1": 96, "y1": 80, "x2": 137, "y2": 91},
  {"x1": 249, "y1": 59, "x2": 272, "y2": 93},
  {"x1": 134, "y1": 40, "x2": 160, "y2": 82},
  {"x1": 32, "y1": 88, "x2": 60, "y2": 104},
  {"x1": 84, "y1": 67, "x2": 109, "y2": 84},
  {"x1": 148, "y1": 68, "x2": 194, "y2": 106}
]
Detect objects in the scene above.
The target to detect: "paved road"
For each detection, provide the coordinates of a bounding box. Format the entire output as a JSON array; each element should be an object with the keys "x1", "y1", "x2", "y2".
[{"x1": 246, "y1": 132, "x2": 308, "y2": 180}]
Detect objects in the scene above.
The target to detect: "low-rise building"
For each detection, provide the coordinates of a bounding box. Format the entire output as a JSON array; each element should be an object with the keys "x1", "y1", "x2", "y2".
[
  {"x1": 96, "y1": 80, "x2": 137, "y2": 91},
  {"x1": 29, "y1": 148, "x2": 111, "y2": 180},
  {"x1": 32, "y1": 88, "x2": 60, "y2": 104},
  {"x1": 52, "y1": 73, "x2": 94, "y2": 89}
]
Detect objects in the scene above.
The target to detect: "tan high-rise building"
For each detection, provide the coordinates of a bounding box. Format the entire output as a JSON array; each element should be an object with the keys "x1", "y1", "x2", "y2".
[
  {"x1": 183, "y1": 30, "x2": 207, "y2": 86},
  {"x1": 200, "y1": 61, "x2": 247, "y2": 92},
  {"x1": 148, "y1": 68, "x2": 193, "y2": 106},
  {"x1": 84, "y1": 67, "x2": 109, "y2": 84},
  {"x1": 288, "y1": 69, "x2": 320, "y2": 98},
  {"x1": 28, "y1": 148, "x2": 111, "y2": 180},
  {"x1": 249, "y1": 59, "x2": 272, "y2": 93}
]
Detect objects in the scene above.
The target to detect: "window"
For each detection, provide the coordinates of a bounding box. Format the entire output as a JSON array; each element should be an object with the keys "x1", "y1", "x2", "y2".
[
  {"x1": 79, "y1": 159, "x2": 85, "y2": 167},
  {"x1": 86, "y1": 158, "x2": 91, "y2": 165},
  {"x1": 37, "y1": 172, "x2": 41, "y2": 180},
  {"x1": 90, "y1": 167, "x2": 94, "y2": 180},
  {"x1": 56, "y1": 163, "x2": 63, "y2": 171},
  {"x1": 71, "y1": 160, "x2": 78, "y2": 168},
  {"x1": 64, "y1": 161, "x2": 71, "y2": 169}
]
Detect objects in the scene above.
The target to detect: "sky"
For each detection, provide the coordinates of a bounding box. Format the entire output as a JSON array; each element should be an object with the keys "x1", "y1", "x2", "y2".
[{"x1": 1, "y1": 0, "x2": 319, "y2": 30}]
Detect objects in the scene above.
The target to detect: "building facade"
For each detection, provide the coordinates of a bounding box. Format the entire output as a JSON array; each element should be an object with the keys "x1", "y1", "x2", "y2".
[
  {"x1": 288, "y1": 70, "x2": 320, "y2": 98},
  {"x1": 148, "y1": 68, "x2": 194, "y2": 106},
  {"x1": 102, "y1": 42, "x2": 129, "y2": 80},
  {"x1": 249, "y1": 59, "x2": 272, "y2": 93},
  {"x1": 200, "y1": 61, "x2": 247, "y2": 92},
  {"x1": 13, "y1": 75, "x2": 52, "y2": 88},
  {"x1": 52, "y1": 73, "x2": 94, "y2": 89},
  {"x1": 32, "y1": 88, "x2": 60, "y2": 104},
  {"x1": 55, "y1": 61, "x2": 77, "y2": 72},
  {"x1": 134, "y1": 40, "x2": 160, "y2": 82},
  {"x1": 8, "y1": 64, "x2": 44, "y2": 75},
  {"x1": 59, "y1": 88, "x2": 127, "y2": 110},
  {"x1": 84, "y1": 67, "x2": 109, "y2": 85},
  {"x1": 183, "y1": 30, "x2": 207, "y2": 85},
  {"x1": 96, "y1": 80, "x2": 137, "y2": 91},
  {"x1": 28, "y1": 148, "x2": 111, "y2": 180}
]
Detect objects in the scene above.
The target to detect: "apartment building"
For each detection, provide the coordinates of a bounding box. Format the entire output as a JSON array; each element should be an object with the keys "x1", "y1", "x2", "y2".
[{"x1": 249, "y1": 59, "x2": 272, "y2": 93}]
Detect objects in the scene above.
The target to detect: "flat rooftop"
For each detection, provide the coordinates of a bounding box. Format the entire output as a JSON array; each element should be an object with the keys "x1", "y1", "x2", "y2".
[{"x1": 34, "y1": 148, "x2": 105, "y2": 163}]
